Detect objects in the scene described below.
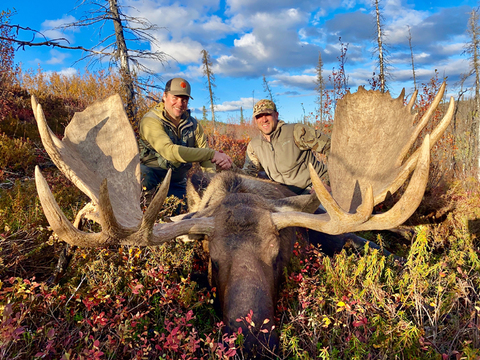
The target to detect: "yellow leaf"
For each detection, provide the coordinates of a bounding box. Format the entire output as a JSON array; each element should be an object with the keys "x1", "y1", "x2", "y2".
[
  {"x1": 322, "y1": 316, "x2": 331, "y2": 327},
  {"x1": 337, "y1": 301, "x2": 346, "y2": 307}
]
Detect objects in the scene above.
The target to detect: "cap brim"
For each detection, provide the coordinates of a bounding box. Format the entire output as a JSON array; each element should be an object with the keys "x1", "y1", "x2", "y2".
[
  {"x1": 168, "y1": 90, "x2": 193, "y2": 100},
  {"x1": 253, "y1": 109, "x2": 275, "y2": 117}
]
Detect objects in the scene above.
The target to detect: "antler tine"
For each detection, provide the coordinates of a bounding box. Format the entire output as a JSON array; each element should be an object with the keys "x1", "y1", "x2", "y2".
[
  {"x1": 397, "y1": 82, "x2": 446, "y2": 166},
  {"x1": 308, "y1": 164, "x2": 374, "y2": 224},
  {"x1": 406, "y1": 89, "x2": 418, "y2": 112},
  {"x1": 374, "y1": 94, "x2": 454, "y2": 205},
  {"x1": 36, "y1": 166, "x2": 214, "y2": 247},
  {"x1": 356, "y1": 134, "x2": 430, "y2": 231},
  {"x1": 271, "y1": 164, "x2": 374, "y2": 235},
  {"x1": 271, "y1": 136, "x2": 430, "y2": 235},
  {"x1": 32, "y1": 95, "x2": 96, "y2": 202},
  {"x1": 97, "y1": 178, "x2": 132, "y2": 237},
  {"x1": 142, "y1": 169, "x2": 172, "y2": 227},
  {"x1": 35, "y1": 166, "x2": 109, "y2": 247}
]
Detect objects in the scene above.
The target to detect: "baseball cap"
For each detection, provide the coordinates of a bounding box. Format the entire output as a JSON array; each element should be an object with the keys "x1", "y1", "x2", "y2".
[
  {"x1": 165, "y1": 78, "x2": 193, "y2": 99},
  {"x1": 253, "y1": 99, "x2": 277, "y2": 117}
]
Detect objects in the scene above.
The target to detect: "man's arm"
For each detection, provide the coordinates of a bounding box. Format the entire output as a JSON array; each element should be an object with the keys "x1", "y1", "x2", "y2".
[
  {"x1": 293, "y1": 123, "x2": 331, "y2": 186},
  {"x1": 293, "y1": 123, "x2": 331, "y2": 156},
  {"x1": 141, "y1": 116, "x2": 215, "y2": 164}
]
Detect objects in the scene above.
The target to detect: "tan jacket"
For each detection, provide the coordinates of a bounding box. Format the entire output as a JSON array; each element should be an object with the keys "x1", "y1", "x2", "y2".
[
  {"x1": 139, "y1": 102, "x2": 215, "y2": 173},
  {"x1": 243, "y1": 121, "x2": 330, "y2": 194}
]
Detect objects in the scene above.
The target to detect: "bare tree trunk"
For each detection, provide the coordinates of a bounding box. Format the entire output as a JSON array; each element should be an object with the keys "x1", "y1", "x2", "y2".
[
  {"x1": 108, "y1": 0, "x2": 137, "y2": 122},
  {"x1": 201, "y1": 49, "x2": 216, "y2": 129},
  {"x1": 240, "y1": 106, "x2": 245, "y2": 125},
  {"x1": 467, "y1": 9, "x2": 480, "y2": 178},
  {"x1": 407, "y1": 26, "x2": 417, "y2": 92},
  {"x1": 315, "y1": 51, "x2": 325, "y2": 123},
  {"x1": 262, "y1": 75, "x2": 275, "y2": 102},
  {"x1": 374, "y1": 0, "x2": 386, "y2": 93}
]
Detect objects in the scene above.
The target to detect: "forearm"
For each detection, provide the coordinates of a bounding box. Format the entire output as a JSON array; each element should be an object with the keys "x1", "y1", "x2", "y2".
[{"x1": 142, "y1": 118, "x2": 215, "y2": 163}]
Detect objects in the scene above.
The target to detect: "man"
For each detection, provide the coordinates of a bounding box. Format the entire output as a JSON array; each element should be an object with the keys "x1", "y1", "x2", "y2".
[
  {"x1": 139, "y1": 77, "x2": 232, "y2": 199},
  {"x1": 244, "y1": 99, "x2": 384, "y2": 257},
  {"x1": 243, "y1": 99, "x2": 330, "y2": 195}
]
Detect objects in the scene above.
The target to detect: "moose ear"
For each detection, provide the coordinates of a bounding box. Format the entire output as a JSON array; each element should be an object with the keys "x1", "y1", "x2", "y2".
[
  {"x1": 186, "y1": 180, "x2": 202, "y2": 212},
  {"x1": 271, "y1": 193, "x2": 320, "y2": 214},
  {"x1": 186, "y1": 172, "x2": 213, "y2": 212}
]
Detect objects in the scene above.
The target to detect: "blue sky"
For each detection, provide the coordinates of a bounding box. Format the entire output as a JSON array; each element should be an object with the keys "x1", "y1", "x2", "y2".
[{"x1": 3, "y1": 0, "x2": 478, "y2": 123}]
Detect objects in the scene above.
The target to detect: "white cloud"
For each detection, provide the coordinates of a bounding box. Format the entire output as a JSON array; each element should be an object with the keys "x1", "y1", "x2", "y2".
[
  {"x1": 41, "y1": 15, "x2": 78, "y2": 43},
  {"x1": 214, "y1": 97, "x2": 254, "y2": 112},
  {"x1": 46, "y1": 49, "x2": 69, "y2": 65},
  {"x1": 151, "y1": 35, "x2": 204, "y2": 65},
  {"x1": 234, "y1": 33, "x2": 269, "y2": 60}
]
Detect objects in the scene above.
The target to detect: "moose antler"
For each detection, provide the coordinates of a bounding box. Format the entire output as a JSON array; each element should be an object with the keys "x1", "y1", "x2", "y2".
[
  {"x1": 272, "y1": 83, "x2": 454, "y2": 234},
  {"x1": 330, "y1": 82, "x2": 454, "y2": 212},
  {"x1": 35, "y1": 82, "x2": 453, "y2": 247},
  {"x1": 33, "y1": 95, "x2": 214, "y2": 247}
]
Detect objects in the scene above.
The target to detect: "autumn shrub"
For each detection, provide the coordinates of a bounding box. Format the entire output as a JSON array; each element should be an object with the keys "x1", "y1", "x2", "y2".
[
  {"x1": 0, "y1": 235, "x2": 243, "y2": 359},
  {"x1": 277, "y1": 236, "x2": 479, "y2": 358},
  {"x1": 0, "y1": 134, "x2": 37, "y2": 175}
]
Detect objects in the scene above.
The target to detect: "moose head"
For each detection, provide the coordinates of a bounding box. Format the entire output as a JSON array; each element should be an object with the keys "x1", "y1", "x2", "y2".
[{"x1": 33, "y1": 84, "x2": 453, "y2": 356}]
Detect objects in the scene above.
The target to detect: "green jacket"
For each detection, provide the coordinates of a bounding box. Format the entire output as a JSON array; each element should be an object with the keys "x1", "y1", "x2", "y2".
[
  {"x1": 243, "y1": 121, "x2": 330, "y2": 194},
  {"x1": 139, "y1": 102, "x2": 215, "y2": 173}
]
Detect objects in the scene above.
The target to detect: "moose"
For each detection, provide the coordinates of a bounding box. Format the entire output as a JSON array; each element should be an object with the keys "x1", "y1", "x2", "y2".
[{"x1": 32, "y1": 83, "x2": 453, "y2": 357}]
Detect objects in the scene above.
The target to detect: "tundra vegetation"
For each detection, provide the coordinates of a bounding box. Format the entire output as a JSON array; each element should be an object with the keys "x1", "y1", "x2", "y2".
[{"x1": 1, "y1": 50, "x2": 480, "y2": 360}]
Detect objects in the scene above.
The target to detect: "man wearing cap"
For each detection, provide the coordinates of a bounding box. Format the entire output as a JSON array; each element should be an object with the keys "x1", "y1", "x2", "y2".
[
  {"x1": 243, "y1": 99, "x2": 331, "y2": 195},
  {"x1": 138, "y1": 77, "x2": 232, "y2": 200}
]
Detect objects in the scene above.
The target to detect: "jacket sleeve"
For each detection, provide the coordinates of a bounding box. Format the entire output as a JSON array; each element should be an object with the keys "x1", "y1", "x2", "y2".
[
  {"x1": 242, "y1": 142, "x2": 264, "y2": 176},
  {"x1": 293, "y1": 123, "x2": 331, "y2": 157},
  {"x1": 140, "y1": 115, "x2": 216, "y2": 164},
  {"x1": 195, "y1": 122, "x2": 216, "y2": 173}
]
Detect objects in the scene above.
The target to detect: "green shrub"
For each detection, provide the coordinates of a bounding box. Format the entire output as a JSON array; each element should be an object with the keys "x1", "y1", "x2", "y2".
[{"x1": 0, "y1": 134, "x2": 37, "y2": 175}]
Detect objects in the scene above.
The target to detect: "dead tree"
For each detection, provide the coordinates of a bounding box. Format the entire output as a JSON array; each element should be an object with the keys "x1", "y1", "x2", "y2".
[
  {"x1": 407, "y1": 25, "x2": 417, "y2": 92},
  {"x1": 201, "y1": 49, "x2": 216, "y2": 129},
  {"x1": 1, "y1": 0, "x2": 170, "y2": 125},
  {"x1": 262, "y1": 75, "x2": 275, "y2": 103},
  {"x1": 465, "y1": 8, "x2": 480, "y2": 176},
  {"x1": 373, "y1": 0, "x2": 389, "y2": 93},
  {"x1": 315, "y1": 51, "x2": 326, "y2": 122}
]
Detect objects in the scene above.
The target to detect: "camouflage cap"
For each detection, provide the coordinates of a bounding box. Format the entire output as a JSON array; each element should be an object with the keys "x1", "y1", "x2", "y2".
[
  {"x1": 253, "y1": 99, "x2": 277, "y2": 117},
  {"x1": 165, "y1": 78, "x2": 193, "y2": 99}
]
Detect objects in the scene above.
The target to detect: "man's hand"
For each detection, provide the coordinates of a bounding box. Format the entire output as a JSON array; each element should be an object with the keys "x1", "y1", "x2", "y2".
[{"x1": 212, "y1": 150, "x2": 233, "y2": 170}]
